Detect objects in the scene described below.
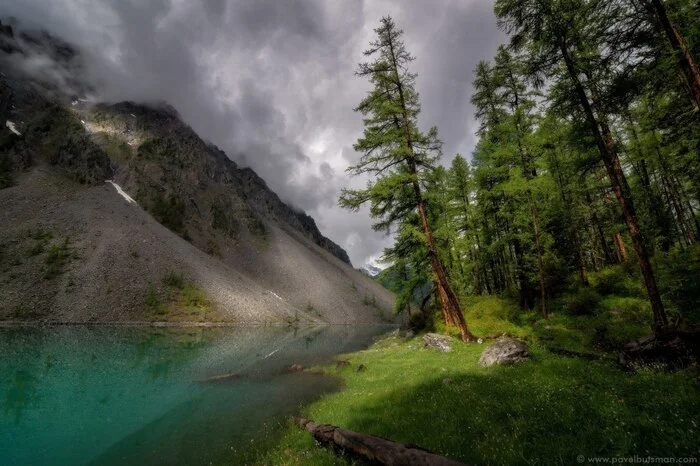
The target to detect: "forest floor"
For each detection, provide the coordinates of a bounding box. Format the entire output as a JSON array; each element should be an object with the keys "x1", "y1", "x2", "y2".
[{"x1": 232, "y1": 267, "x2": 700, "y2": 465}]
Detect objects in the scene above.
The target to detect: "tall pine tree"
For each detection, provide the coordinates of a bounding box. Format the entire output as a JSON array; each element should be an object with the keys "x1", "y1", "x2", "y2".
[{"x1": 339, "y1": 16, "x2": 475, "y2": 341}]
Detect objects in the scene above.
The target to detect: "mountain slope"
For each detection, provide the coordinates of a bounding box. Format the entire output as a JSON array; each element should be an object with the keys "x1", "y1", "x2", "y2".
[{"x1": 0, "y1": 22, "x2": 394, "y2": 324}]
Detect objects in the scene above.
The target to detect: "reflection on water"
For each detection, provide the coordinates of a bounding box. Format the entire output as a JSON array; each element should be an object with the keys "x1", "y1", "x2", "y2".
[
  {"x1": 0, "y1": 325, "x2": 388, "y2": 466},
  {"x1": 3, "y1": 370, "x2": 40, "y2": 426}
]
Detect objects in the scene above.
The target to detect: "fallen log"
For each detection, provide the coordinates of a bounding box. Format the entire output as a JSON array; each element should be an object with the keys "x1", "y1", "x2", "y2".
[
  {"x1": 618, "y1": 329, "x2": 700, "y2": 370},
  {"x1": 295, "y1": 417, "x2": 466, "y2": 466}
]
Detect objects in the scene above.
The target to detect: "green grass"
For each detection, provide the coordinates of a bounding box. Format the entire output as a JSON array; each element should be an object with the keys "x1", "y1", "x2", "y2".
[
  {"x1": 145, "y1": 283, "x2": 164, "y2": 314},
  {"x1": 239, "y1": 295, "x2": 699, "y2": 465},
  {"x1": 181, "y1": 284, "x2": 207, "y2": 308},
  {"x1": 146, "y1": 273, "x2": 215, "y2": 321},
  {"x1": 43, "y1": 237, "x2": 74, "y2": 279},
  {"x1": 26, "y1": 228, "x2": 54, "y2": 257}
]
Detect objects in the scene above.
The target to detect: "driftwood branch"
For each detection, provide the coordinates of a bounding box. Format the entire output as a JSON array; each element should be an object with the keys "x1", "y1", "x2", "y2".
[
  {"x1": 295, "y1": 417, "x2": 466, "y2": 466},
  {"x1": 198, "y1": 372, "x2": 242, "y2": 383}
]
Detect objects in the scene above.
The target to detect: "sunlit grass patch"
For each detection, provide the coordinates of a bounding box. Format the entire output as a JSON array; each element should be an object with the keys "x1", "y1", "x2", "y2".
[{"x1": 247, "y1": 334, "x2": 699, "y2": 465}]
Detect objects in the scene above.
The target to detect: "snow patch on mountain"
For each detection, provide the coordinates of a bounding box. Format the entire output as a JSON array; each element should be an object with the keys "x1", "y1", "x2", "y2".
[
  {"x1": 106, "y1": 180, "x2": 136, "y2": 205},
  {"x1": 5, "y1": 120, "x2": 21, "y2": 135}
]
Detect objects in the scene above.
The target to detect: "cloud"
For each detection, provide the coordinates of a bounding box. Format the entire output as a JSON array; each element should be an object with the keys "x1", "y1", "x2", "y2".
[{"x1": 0, "y1": 0, "x2": 505, "y2": 266}]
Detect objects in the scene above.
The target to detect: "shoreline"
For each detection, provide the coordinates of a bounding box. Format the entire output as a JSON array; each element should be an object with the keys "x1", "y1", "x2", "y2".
[{"x1": 0, "y1": 320, "x2": 399, "y2": 328}]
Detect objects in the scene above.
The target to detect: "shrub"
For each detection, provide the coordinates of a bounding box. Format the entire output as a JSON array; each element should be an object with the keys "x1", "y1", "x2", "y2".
[
  {"x1": 564, "y1": 288, "x2": 602, "y2": 316},
  {"x1": 363, "y1": 293, "x2": 378, "y2": 308},
  {"x1": 27, "y1": 228, "x2": 54, "y2": 256},
  {"x1": 590, "y1": 265, "x2": 643, "y2": 297},
  {"x1": 182, "y1": 284, "x2": 207, "y2": 308},
  {"x1": 247, "y1": 212, "x2": 267, "y2": 240},
  {"x1": 408, "y1": 308, "x2": 435, "y2": 332},
  {"x1": 29, "y1": 228, "x2": 53, "y2": 241},
  {"x1": 163, "y1": 271, "x2": 185, "y2": 289},
  {"x1": 151, "y1": 194, "x2": 185, "y2": 234},
  {"x1": 137, "y1": 138, "x2": 176, "y2": 159},
  {"x1": 211, "y1": 203, "x2": 238, "y2": 238},
  {"x1": 44, "y1": 237, "x2": 72, "y2": 279},
  {"x1": 145, "y1": 283, "x2": 163, "y2": 313},
  {"x1": 28, "y1": 241, "x2": 45, "y2": 257},
  {"x1": 655, "y1": 245, "x2": 700, "y2": 323}
]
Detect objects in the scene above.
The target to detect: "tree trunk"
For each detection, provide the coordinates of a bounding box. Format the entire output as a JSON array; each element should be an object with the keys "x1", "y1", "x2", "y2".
[
  {"x1": 418, "y1": 198, "x2": 474, "y2": 341},
  {"x1": 586, "y1": 189, "x2": 616, "y2": 265},
  {"x1": 650, "y1": 0, "x2": 700, "y2": 110},
  {"x1": 435, "y1": 280, "x2": 454, "y2": 327},
  {"x1": 512, "y1": 236, "x2": 530, "y2": 310},
  {"x1": 517, "y1": 142, "x2": 547, "y2": 317},
  {"x1": 513, "y1": 101, "x2": 547, "y2": 317},
  {"x1": 614, "y1": 232, "x2": 629, "y2": 262},
  {"x1": 295, "y1": 418, "x2": 467, "y2": 466},
  {"x1": 386, "y1": 33, "x2": 474, "y2": 342},
  {"x1": 673, "y1": 173, "x2": 700, "y2": 239},
  {"x1": 560, "y1": 42, "x2": 669, "y2": 333},
  {"x1": 527, "y1": 191, "x2": 547, "y2": 317},
  {"x1": 575, "y1": 239, "x2": 590, "y2": 287}
]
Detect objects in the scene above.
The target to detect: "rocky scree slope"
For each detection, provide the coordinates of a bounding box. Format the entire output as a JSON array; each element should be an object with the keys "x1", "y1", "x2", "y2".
[{"x1": 0, "y1": 21, "x2": 394, "y2": 324}]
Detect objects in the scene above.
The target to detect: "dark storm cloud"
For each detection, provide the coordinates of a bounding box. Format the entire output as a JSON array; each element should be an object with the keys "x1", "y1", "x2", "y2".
[{"x1": 0, "y1": 0, "x2": 505, "y2": 266}]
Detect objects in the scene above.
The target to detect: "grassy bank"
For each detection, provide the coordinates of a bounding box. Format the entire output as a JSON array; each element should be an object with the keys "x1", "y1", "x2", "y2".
[{"x1": 236, "y1": 294, "x2": 699, "y2": 465}]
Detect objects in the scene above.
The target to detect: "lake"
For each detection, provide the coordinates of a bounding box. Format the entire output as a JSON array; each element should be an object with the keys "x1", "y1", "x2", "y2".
[{"x1": 0, "y1": 325, "x2": 389, "y2": 465}]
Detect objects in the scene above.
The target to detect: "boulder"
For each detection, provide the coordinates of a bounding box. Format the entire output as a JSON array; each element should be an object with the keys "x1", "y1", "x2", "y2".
[
  {"x1": 479, "y1": 337, "x2": 530, "y2": 367},
  {"x1": 423, "y1": 333, "x2": 453, "y2": 353},
  {"x1": 336, "y1": 359, "x2": 350, "y2": 369}
]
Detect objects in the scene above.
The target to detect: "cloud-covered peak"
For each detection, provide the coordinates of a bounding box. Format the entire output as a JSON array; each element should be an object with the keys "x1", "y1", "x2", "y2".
[{"x1": 0, "y1": 0, "x2": 505, "y2": 266}]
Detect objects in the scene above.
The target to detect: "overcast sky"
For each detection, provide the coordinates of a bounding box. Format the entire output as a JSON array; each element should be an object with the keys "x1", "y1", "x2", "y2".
[{"x1": 0, "y1": 0, "x2": 506, "y2": 267}]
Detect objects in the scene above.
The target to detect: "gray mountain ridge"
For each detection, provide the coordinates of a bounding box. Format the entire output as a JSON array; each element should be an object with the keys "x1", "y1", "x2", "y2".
[{"x1": 0, "y1": 20, "x2": 394, "y2": 324}]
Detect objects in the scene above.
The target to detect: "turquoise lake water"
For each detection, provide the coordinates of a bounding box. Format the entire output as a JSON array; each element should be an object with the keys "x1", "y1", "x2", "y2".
[{"x1": 0, "y1": 325, "x2": 388, "y2": 465}]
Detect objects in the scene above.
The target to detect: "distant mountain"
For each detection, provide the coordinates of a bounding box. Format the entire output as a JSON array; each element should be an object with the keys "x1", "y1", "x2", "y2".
[
  {"x1": 359, "y1": 264, "x2": 383, "y2": 277},
  {"x1": 0, "y1": 21, "x2": 393, "y2": 324}
]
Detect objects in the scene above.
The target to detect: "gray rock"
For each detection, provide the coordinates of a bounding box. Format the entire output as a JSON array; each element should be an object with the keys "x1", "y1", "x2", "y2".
[
  {"x1": 479, "y1": 337, "x2": 530, "y2": 367},
  {"x1": 423, "y1": 333, "x2": 453, "y2": 353}
]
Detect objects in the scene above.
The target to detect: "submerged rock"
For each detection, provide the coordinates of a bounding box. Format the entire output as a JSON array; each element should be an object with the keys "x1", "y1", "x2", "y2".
[
  {"x1": 479, "y1": 337, "x2": 530, "y2": 367},
  {"x1": 423, "y1": 333, "x2": 453, "y2": 353},
  {"x1": 281, "y1": 364, "x2": 305, "y2": 374}
]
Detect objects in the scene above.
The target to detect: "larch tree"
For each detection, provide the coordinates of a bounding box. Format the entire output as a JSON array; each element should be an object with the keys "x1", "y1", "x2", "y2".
[
  {"x1": 471, "y1": 49, "x2": 550, "y2": 316},
  {"x1": 495, "y1": 0, "x2": 670, "y2": 334},
  {"x1": 339, "y1": 16, "x2": 475, "y2": 341},
  {"x1": 645, "y1": 0, "x2": 700, "y2": 110}
]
